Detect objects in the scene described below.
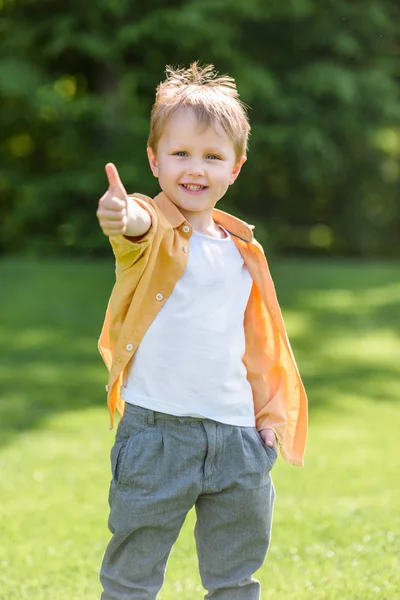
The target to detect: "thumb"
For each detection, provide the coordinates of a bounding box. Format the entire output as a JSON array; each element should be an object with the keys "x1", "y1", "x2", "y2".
[
  {"x1": 105, "y1": 163, "x2": 127, "y2": 200},
  {"x1": 259, "y1": 429, "x2": 277, "y2": 447}
]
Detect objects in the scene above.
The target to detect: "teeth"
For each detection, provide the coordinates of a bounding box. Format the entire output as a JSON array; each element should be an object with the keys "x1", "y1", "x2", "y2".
[{"x1": 183, "y1": 184, "x2": 205, "y2": 191}]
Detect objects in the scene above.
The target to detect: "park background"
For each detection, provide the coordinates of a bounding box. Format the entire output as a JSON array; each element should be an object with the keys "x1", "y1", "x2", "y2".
[{"x1": 0, "y1": 0, "x2": 399, "y2": 598}]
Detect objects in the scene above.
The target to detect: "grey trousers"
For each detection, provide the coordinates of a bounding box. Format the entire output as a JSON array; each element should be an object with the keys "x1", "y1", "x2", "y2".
[{"x1": 99, "y1": 403, "x2": 276, "y2": 600}]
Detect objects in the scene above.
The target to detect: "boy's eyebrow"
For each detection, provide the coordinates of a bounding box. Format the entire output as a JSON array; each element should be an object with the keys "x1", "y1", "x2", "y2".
[
  {"x1": 169, "y1": 144, "x2": 226, "y2": 155},
  {"x1": 205, "y1": 147, "x2": 225, "y2": 155}
]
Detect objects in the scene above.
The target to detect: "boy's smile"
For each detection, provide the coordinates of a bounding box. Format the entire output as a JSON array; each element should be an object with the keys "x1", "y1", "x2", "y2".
[{"x1": 147, "y1": 107, "x2": 246, "y2": 232}]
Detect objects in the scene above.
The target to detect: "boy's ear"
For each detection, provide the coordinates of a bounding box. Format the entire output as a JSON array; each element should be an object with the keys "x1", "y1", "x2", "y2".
[
  {"x1": 147, "y1": 147, "x2": 159, "y2": 178},
  {"x1": 230, "y1": 155, "x2": 247, "y2": 185}
]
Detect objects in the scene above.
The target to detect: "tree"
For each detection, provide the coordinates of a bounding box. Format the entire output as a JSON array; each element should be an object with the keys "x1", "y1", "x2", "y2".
[{"x1": 1, "y1": 0, "x2": 399, "y2": 256}]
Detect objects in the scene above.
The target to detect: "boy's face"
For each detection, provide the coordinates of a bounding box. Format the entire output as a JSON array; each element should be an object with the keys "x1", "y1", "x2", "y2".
[{"x1": 147, "y1": 107, "x2": 246, "y2": 218}]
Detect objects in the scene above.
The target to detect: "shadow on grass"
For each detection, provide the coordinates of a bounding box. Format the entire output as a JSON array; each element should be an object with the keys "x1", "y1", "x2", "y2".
[
  {"x1": 272, "y1": 258, "x2": 400, "y2": 413},
  {"x1": 0, "y1": 258, "x2": 115, "y2": 446},
  {"x1": 0, "y1": 256, "x2": 399, "y2": 447}
]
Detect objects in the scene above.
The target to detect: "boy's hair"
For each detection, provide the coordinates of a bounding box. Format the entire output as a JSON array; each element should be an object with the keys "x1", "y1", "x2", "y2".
[{"x1": 148, "y1": 62, "x2": 250, "y2": 161}]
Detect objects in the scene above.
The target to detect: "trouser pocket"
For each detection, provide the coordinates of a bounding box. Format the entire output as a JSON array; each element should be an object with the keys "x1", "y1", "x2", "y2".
[
  {"x1": 109, "y1": 418, "x2": 144, "y2": 487},
  {"x1": 110, "y1": 438, "x2": 129, "y2": 484},
  {"x1": 249, "y1": 427, "x2": 278, "y2": 469}
]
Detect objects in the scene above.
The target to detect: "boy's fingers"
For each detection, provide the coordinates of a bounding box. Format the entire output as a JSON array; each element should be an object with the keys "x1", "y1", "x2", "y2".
[
  {"x1": 105, "y1": 197, "x2": 126, "y2": 211},
  {"x1": 105, "y1": 163, "x2": 127, "y2": 198},
  {"x1": 100, "y1": 209, "x2": 125, "y2": 221},
  {"x1": 259, "y1": 429, "x2": 277, "y2": 449}
]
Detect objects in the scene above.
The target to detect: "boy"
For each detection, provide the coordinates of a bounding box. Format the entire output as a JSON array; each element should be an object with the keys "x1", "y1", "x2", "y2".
[{"x1": 97, "y1": 62, "x2": 308, "y2": 600}]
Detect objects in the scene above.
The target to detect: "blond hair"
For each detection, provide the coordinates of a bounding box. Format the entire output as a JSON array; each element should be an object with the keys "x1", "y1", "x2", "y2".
[{"x1": 147, "y1": 62, "x2": 250, "y2": 161}]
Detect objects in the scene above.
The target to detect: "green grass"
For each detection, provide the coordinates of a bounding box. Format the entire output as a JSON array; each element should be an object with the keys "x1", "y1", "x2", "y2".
[{"x1": 0, "y1": 256, "x2": 399, "y2": 599}]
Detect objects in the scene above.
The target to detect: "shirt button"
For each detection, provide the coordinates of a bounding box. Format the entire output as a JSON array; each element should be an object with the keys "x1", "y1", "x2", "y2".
[
  {"x1": 183, "y1": 246, "x2": 188, "y2": 253},
  {"x1": 125, "y1": 343, "x2": 134, "y2": 351},
  {"x1": 156, "y1": 293, "x2": 164, "y2": 301},
  {"x1": 182, "y1": 225, "x2": 190, "y2": 233}
]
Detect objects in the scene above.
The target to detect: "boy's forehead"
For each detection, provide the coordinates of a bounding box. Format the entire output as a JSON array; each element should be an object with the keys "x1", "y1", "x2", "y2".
[{"x1": 161, "y1": 107, "x2": 234, "y2": 147}]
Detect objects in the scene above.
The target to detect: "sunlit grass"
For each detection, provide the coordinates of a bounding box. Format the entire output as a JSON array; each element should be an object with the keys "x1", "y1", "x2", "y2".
[{"x1": 0, "y1": 257, "x2": 399, "y2": 599}]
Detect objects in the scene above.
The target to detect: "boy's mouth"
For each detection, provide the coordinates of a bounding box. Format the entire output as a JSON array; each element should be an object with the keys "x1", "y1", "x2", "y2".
[{"x1": 180, "y1": 184, "x2": 208, "y2": 192}]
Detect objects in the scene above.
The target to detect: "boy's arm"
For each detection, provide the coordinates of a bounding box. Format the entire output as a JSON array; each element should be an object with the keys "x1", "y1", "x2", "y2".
[{"x1": 97, "y1": 163, "x2": 151, "y2": 238}]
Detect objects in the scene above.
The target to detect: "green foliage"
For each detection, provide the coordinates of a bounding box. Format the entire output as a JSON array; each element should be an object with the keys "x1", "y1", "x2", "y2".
[{"x1": 1, "y1": 0, "x2": 399, "y2": 256}]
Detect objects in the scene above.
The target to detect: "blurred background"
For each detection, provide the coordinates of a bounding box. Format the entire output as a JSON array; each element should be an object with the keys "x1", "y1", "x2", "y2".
[
  {"x1": 1, "y1": 0, "x2": 399, "y2": 258},
  {"x1": 1, "y1": 1, "x2": 400, "y2": 599}
]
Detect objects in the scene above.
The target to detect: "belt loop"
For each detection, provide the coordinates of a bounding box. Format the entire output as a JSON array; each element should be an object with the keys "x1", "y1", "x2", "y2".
[{"x1": 147, "y1": 409, "x2": 155, "y2": 426}]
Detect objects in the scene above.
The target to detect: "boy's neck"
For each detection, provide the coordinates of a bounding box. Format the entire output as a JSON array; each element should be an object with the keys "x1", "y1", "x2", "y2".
[{"x1": 179, "y1": 207, "x2": 227, "y2": 239}]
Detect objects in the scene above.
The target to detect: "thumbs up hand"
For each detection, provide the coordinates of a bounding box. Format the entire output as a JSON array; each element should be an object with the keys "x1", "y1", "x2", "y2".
[
  {"x1": 96, "y1": 163, "x2": 129, "y2": 237},
  {"x1": 97, "y1": 163, "x2": 151, "y2": 238}
]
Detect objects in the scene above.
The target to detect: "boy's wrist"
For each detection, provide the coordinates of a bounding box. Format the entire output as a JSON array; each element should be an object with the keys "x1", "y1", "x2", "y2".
[{"x1": 124, "y1": 197, "x2": 152, "y2": 237}]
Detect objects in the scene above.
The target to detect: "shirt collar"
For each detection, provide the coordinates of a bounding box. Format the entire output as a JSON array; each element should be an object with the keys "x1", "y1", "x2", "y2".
[
  {"x1": 212, "y1": 208, "x2": 254, "y2": 243},
  {"x1": 153, "y1": 191, "x2": 254, "y2": 243}
]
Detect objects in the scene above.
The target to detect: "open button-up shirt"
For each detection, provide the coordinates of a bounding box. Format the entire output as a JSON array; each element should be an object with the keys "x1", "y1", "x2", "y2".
[{"x1": 98, "y1": 191, "x2": 308, "y2": 466}]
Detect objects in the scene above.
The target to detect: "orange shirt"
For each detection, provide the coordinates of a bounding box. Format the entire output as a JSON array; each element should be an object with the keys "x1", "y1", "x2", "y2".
[{"x1": 98, "y1": 191, "x2": 308, "y2": 466}]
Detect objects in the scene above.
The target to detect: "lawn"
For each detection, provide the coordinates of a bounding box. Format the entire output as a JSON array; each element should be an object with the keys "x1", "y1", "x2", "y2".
[{"x1": 0, "y1": 256, "x2": 399, "y2": 599}]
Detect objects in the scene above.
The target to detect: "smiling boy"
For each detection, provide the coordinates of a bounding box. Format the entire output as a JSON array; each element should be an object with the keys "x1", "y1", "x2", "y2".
[
  {"x1": 146, "y1": 105, "x2": 246, "y2": 237},
  {"x1": 97, "y1": 63, "x2": 308, "y2": 600}
]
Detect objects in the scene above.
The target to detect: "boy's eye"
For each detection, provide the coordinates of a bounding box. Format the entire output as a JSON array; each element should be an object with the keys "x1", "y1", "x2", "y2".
[
  {"x1": 174, "y1": 151, "x2": 187, "y2": 157},
  {"x1": 207, "y1": 154, "x2": 220, "y2": 160}
]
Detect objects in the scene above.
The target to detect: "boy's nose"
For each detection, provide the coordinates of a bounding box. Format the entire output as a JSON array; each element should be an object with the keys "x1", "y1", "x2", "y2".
[{"x1": 185, "y1": 160, "x2": 205, "y2": 176}]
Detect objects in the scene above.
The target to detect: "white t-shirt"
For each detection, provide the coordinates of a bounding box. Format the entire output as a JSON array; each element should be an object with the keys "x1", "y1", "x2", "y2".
[{"x1": 121, "y1": 225, "x2": 255, "y2": 426}]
